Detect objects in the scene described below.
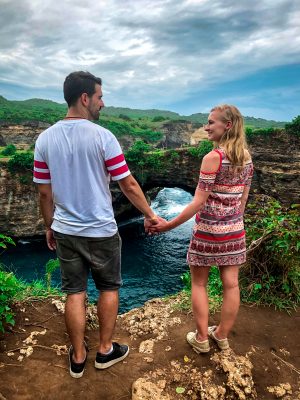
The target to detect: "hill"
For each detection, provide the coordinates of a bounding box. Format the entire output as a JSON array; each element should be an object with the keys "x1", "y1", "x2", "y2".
[{"x1": 0, "y1": 96, "x2": 287, "y2": 129}]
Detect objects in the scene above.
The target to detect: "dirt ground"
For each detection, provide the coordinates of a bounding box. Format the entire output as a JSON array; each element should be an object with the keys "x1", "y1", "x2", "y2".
[{"x1": 0, "y1": 296, "x2": 299, "y2": 400}]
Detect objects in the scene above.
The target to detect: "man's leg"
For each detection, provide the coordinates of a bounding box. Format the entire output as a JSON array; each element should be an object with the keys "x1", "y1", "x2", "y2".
[
  {"x1": 97, "y1": 290, "x2": 119, "y2": 354},
  {"x1": 65, "y1": 291, "x2": 87, "y2": 362}
]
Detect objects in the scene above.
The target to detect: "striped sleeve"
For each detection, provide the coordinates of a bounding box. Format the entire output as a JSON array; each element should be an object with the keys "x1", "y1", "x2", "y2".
[
  {"x1": 104, "y1": 135, "x2": 130, "y2": 181},
  {"x1": 33, "y1": 144, "x2": 51, "y2": 184},
  {"x1": 197, "y1": 171, "x2": 217, "y2": 192}
]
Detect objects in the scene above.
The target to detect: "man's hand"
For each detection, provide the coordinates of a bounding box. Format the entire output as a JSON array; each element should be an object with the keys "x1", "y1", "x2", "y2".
[
  {"x1": 144, "y1": 215, "x2": 169, "y2": 234},
  {"x1": 144, "y1": 215, "x2": 159, "y2": 234},
  {"x1": 147, "y1": 217, "x2": 171, "y2": 234},
  {"x1": 46, "y1": 228, "x2": 56, "y2": 250}
]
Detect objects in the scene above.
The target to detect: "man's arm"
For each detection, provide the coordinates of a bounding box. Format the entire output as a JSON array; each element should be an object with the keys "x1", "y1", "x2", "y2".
[
  {"x1": 37, "y1": 183, "x2": 56, "y2": 250},
  {"x1": 117, "y1": 174, "x2": 157, "y2": 226}
]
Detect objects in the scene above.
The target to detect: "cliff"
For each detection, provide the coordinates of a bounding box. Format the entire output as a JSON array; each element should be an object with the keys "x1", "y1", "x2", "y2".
[
  {"x1": 0, "y1": 121, "x2": 50, "y2": 150},
  {"x1": 0, "y1": 130, "x2": 299, "y2": 237},
  {"x1": 0, "y1": 121, "x2": 201, "y2": 151}
]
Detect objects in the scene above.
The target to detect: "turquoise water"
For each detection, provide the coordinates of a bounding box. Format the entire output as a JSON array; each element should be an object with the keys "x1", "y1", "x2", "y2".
[{"x1": 1, "y1": 188, "x2": 194, "y2": 312}]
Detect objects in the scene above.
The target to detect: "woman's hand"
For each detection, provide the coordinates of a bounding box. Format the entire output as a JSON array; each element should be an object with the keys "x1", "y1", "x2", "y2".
[{"x1": 147, "y1": 216, "x2": 171, "y2": 234}]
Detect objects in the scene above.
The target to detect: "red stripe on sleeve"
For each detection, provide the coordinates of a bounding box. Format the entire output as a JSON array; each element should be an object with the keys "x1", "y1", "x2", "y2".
[
  {"x1": 34, "y1": 160, "x2": 49, "y2": 169},
  {"x1": 34, "y1": 171, "x2": 51, "y2": 179},
  {"x1": 105, "y1": 154, "x2": 125, "y2": 167},
  {"x1": 109, "y1": 164, "x2": 129, "y2": 177}
]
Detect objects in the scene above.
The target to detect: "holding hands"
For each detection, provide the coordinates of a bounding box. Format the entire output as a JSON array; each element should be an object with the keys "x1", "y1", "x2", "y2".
[{"x1": 144, "y1": 215, "x2": 171, "y2": 234}]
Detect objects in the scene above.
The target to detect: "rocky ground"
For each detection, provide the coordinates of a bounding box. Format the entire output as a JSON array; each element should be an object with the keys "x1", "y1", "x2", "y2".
[{"x1": 0, "y1": 295, "x2": 299, "y2": 400}]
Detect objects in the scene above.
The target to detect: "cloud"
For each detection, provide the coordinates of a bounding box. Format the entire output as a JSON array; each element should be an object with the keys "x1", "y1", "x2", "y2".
[{"x1": 0, "y1": 0, "x2": 299, "y2": 118}]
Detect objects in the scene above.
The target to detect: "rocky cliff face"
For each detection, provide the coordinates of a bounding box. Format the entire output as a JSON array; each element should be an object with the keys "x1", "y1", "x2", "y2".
[
  {"x1": 0, "y1": 121, "x2": 50, "y2": 149},
  {"x1": 0, "y1": 120, "x2": 202, "y2": 151},
  {"x1": 248, "y1": 131, "x2": 300, "y2": 204},
  {"x1": 0, "y1": 130, "x2": 299, "y2": 237},
  {"x1": 0, "y1": 167, "x2": 43, "y2": 236},
  {"x1": 158, "y1": 121, "x2": 201, "y2": 148}
]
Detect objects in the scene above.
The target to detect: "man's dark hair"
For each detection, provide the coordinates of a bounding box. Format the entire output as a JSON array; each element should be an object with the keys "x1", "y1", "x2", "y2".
[{"x1": 63, "y1": 71, "x2": 102, "y2": 107}]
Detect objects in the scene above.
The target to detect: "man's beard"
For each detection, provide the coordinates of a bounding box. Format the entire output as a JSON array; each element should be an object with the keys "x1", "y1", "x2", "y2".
[{"x1": 88, "y1": 105, "x2": 100, "y2": 120}]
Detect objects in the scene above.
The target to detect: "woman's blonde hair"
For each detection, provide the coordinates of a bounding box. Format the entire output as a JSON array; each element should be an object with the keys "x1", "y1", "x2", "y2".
[{"x1": 210, "y1": 104, "x2": 250, "y2": 169}]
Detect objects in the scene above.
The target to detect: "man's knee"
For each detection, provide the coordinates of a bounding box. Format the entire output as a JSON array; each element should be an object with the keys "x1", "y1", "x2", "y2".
[{"x1": 66, "y1": 291, "x2": 87, "y2": 303}]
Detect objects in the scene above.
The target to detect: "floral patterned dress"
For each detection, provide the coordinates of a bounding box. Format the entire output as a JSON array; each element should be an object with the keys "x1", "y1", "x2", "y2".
[{"x1": 187, "y1": 148, "x2": 254, "y2": 267}]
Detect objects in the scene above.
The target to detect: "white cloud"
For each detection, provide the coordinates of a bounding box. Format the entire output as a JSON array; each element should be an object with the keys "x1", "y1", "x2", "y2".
[{"x1": 0, "y1": 0, "x2": 299, "y2": 114}]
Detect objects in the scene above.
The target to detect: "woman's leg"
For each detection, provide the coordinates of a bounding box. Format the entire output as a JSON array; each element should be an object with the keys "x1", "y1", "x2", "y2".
[
  {"x1": 190, "y1": 265, "x2": 210, "y2": 341},
  {"x1": 215, "y1": 265, "x2": 240, "y2": 339}
]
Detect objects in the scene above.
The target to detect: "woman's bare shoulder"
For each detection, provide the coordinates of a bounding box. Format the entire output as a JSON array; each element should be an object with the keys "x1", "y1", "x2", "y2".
[{"x1": 201, "y1": 150, "x2": 220, "y2": 172}]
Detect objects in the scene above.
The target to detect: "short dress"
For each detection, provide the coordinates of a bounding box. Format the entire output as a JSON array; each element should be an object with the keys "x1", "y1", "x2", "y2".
[{"x1": 187, "y1": 148, "x2": 254, "y2": 267}]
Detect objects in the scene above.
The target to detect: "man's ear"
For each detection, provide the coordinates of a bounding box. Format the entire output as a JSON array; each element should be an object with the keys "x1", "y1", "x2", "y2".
[{"x1": 80, "y1": 93, "x2": 89, "y2": 107}]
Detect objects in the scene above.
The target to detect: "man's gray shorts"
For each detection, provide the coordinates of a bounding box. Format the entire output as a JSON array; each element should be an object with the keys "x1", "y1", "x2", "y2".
[{"x1": 53, "y1": 231, "x2": 122, "y2": 293}]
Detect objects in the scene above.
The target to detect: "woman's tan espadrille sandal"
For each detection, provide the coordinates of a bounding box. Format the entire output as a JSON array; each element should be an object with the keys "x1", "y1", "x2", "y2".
[
  {"x1": 208, "y1": 325, "x2": 229, "y2": 350},
  {"x1": 186, "y1": 331, "x2": 210, "y2": 353}
]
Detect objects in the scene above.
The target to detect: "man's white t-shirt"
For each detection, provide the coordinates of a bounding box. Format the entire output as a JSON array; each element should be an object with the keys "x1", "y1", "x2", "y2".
[{"x1": 33, "y1": 119, "x2": 131, "y2": 237}]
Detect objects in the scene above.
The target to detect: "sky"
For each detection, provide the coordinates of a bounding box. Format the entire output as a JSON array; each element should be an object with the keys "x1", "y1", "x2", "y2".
[{"x1": 0, "y1": 0, "x2": 299, "y2": 121}]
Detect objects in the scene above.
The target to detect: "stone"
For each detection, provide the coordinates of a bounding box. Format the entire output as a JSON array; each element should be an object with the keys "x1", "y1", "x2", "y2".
[
  {"x1": 139, "y1": 339, "x2": 155, "y2": 354},
  {"x1": 132, "y1": 378, "x2": 170, "y2": 400}
]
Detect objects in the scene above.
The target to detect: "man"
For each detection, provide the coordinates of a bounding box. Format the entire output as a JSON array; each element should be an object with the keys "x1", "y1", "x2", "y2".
[{"x1": 33, "y1": 71, "x2": 158, "y2": 378}]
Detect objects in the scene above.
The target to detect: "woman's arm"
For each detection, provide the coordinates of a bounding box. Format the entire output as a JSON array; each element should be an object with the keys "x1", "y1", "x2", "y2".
[
  {"x1": 150, "y1": 150, "x2": 220, "y2": 233},
  {"x1": 161, "y1": 189, "x2": 211, "y2": 231},
  {"x1": 240, "y1": 185, "x2": 250, "y2": 214}
]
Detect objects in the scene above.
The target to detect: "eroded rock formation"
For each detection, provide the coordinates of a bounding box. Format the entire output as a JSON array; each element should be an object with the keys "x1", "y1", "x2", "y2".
[{"x1": 0, "y1": 129, "x2": 299, "y2": 237}]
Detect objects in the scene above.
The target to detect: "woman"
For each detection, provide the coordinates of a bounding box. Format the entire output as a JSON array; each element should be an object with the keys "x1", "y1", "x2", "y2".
[{"x1": 149, "y1": 104, "x2": 253, "y2": 353}]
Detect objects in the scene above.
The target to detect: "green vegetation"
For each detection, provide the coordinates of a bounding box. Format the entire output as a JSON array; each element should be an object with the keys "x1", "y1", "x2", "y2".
[
  {"x1": 187, "y1": 140, "x2": 214, "y2": 158},
  {"x1": 7, "y1": 152, "x2": 34, "y2": 173},
  {"x1": 242, "y1": 197, "x2": 300, "y2": 310},
  {"x1": 0, "y1": 236, "x2": 61, "y2": 332},
  {"x1": 0, "y1": 96, "x2": 287, "y2": 134},
  {"x1": 125, "y1": 141, "x2": 184, "y2": 180},
  {"x1": 45, "y1": 258, "x2": 60, "y2": 291},
  {"x1": 0, "y1": 267, "x2": 61, "y2": 332},
  {"x1": 0, "y1": 234, "x2": 15, "y2": 249},
  {"x1": 285, "y1": 115, "x2": 300, "y2": 136},
  {"x1": 245, "y1": 127, "x2": 277, "y2": 141},
  {"x1": 1, "y1": 144, "x2": 16, "y2": 156},
  {"x1": 181, "y1": 266, "x2": 223, "y2": 312},
  {"x1": 99, "y1": 118, "x2": 163, "y2": 142},
  {"x1": 125, "y1": 141, "x2": 165, "y2": 181},
  {"x1": 180, "y1": 197, "x2": 300, "y2": 312},
  {"x1": 0, "y1": 269, "x2": 19, "y2": 331}
]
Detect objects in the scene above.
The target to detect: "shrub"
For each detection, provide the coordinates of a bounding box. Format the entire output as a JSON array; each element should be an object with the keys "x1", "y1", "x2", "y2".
[
  {"x1": 140, "y1": 130, "x2": 163, "y2": 142},
  {"x1": 242, "y1": 196, "x2": 300, "y2": 309},
  {"x1": 187, "y1": 140, "x2": 213, "y2": 159},
  {"x1": 125, "y1": 140, "x2": 151, "y2": 164},
  {"x1": 0, "y1": 234, "x2": 15, "y2": 249},
  {"x1": 119, "y1": 114, "x2": 131, "y2": 121},
  {"x1": 152, "y1": 116, "x2": 166, "y2": 122},
  {"x1": 7, "y1": 152, "x2": 34, "y2": 173},
  {"x1": 0, "y1": 269, "x2": 21, "y2": 332},
  {"x1": 1, "y1": 144, "x2": 16, "y2": 156},
  {"x1": 285, "y1": 115, "x2": 300, "y2": 136}
]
